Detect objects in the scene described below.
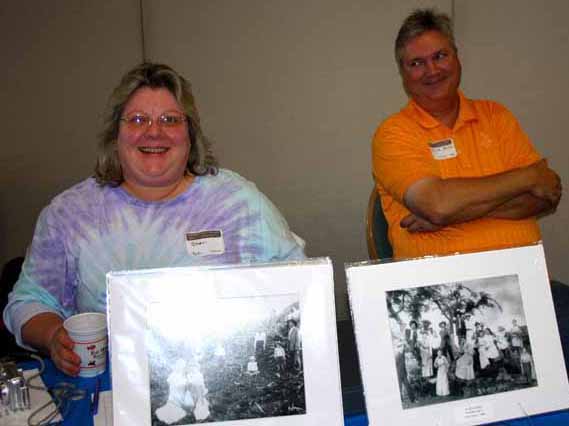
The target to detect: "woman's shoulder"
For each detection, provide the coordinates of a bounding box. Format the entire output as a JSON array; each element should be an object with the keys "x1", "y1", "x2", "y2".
[
  {"x1": 197, "y1": 169, "x2": 262, "y2": 198},
  {"x1": 46, "y1": 177, "x2": 111, "y2": 215},
  {"x1": 206, "y1": 168, "x2": 254, "y2": 185},
  {"x1": 50, "y1": 177, "x2": 104, "y2": 203}
]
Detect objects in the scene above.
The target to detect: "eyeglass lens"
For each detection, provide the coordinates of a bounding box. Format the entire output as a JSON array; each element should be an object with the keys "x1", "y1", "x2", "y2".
[{"x1": 122, "y1": 112, "x2": 186, "y2": 129}]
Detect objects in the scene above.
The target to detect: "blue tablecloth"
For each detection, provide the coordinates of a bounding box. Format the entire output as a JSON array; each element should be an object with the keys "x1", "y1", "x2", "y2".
[
  {"x1": 344, "y1": 411, "x2": 569, "y2": 426},
  {"x1": 36, "y1": 358, "x2": 110, "y2": 426},
  {"x1": 32, "y1": 358, "x2": 569, "y2": 426}
]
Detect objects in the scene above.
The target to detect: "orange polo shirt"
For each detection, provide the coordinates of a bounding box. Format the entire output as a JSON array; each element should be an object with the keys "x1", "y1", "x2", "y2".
[{"x1": 372, "y1": 91, "x2": 541, "y2": 259}]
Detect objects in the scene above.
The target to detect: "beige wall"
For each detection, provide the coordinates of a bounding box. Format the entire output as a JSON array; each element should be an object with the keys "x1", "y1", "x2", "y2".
[
  {"x1": 0, "y1": 1, "x2": 141, "y2": 268},
  {"x1": 1, "y1": 1, "x2": 566, "y2": 320}
]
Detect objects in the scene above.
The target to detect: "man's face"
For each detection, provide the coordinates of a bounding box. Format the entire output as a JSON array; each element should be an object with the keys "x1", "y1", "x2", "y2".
[{"x1": 400, "y1": 30, "x2": 461, "y2": 112}]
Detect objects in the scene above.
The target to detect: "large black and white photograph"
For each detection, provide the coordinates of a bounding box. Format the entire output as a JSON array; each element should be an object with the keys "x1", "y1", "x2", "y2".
[
  {"x1": 108, "y1": 260, "x2": 343, "y2": 426},
  {"x1": 347, "y1": 246, "x2": 569, "y2": 426},
  {"x1": 147, "y1": 294, "x2": 305, "y2": 425},
  {"x1": 387, "y1": 274, "x2": 537, "y2": 409}
]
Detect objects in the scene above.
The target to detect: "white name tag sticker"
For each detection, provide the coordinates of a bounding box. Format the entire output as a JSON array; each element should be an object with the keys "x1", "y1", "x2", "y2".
[
  {"x1": 429, "y1": 138, "x2": 457, "y2": 160},
  {"x1": 185, "y1": 230, "x2": 225, "y2": 256}
]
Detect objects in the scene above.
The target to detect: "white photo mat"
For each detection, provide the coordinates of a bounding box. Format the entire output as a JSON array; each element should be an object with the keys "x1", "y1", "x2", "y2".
[
  {"x1": 346, "y1": 244, "x2": 569, "y2": 426},
  {"x1": 107, "y1": 258, "x2": 343, "y2": 426}
]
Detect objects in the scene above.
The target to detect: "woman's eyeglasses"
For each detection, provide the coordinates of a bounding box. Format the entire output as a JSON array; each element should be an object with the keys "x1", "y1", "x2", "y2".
[{"x1": 120, "y1": 111, "x2": 187, "y2": 131}]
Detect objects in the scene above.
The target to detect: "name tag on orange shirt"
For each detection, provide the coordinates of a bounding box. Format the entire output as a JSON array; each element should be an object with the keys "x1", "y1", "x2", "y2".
[{"x1": 429, "y1": 138, "x2": 457, "y2": 160}]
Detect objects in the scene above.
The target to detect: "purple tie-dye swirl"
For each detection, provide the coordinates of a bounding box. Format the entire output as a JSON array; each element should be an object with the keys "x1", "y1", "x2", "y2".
[{"x1": 3, "y1": 169, "x2": 305, "y2": 347}]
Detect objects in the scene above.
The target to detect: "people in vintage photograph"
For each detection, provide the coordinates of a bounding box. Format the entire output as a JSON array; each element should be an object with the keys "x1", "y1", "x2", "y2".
[
  {"x1": 148, "y1": 298, "x2": 305, "y2": 423},
  {"x1": 286, "y1": 319, "x2": 302, "y2": 371},
  {"x1": 434, "y1": 350, "x2": 449, "y2": 397},
  {"x1": 273, "y1": 341, "x2": 286, "y2": 373},
  {"x1": 155, "y1": 356, "x2": 210, "y2": 424},
  {"x1": 2, "y1": 62, "x2": 306, "y2": 376},
  {"x1": 388, "y1": 275, "x2": 537, "y2": 409},
  {"x1": 394, "y1": 322, "x2": 416, "y2": 403}
]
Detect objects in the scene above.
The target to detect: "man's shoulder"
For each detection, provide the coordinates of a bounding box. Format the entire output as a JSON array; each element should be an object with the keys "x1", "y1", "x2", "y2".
[
  {"x1": 375, "y1": 101, "x2": 434, "y2": 141},
  {"x1": 465, "y1": 96, "x2": 512, "y2": 118},
  {"x1": 379, "y1": 103, "x2": 418, "y2": 128}
]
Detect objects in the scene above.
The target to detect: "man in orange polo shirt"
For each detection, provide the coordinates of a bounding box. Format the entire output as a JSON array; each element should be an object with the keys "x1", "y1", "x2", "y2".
[{"x1": 372, "y1": 9, "x2": 562, "y2": 260}]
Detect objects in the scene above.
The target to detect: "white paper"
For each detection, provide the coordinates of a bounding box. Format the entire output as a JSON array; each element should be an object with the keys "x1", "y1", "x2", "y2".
[
  {"x1": 453, "y1": 401, "x2": 494, "y2": 424},
  {"x1": 93, "y1": 390, "x2": 113, "y2": 426},
  {"x1": 107, "y1": 258, "x2": 343, "y2": 426},
  {"x1": 347, "y1": 245, "x2": 569, "y2": 426}
]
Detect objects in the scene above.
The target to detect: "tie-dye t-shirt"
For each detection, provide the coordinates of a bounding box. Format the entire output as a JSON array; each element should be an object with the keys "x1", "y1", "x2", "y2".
[{"x1": 4, "y1": 169, "x2": 305, "y2": 346}]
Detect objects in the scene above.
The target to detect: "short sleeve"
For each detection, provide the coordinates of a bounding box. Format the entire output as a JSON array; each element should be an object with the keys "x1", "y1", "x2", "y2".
[
  {"x1": 372, "y1": 117, "x2": 438, "y2": 203},
  {"x1": 257, "y1": 191, "x2": 306, "y2": 262}
]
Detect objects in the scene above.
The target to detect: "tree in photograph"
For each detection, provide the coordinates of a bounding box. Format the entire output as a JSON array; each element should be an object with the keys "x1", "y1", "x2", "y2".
[
  {"x1": 428, "y1": 284, "x2": 502, "y2": 337},
  {"x1": 387, "y1": 283, "x2": 502, "y2": 337}
]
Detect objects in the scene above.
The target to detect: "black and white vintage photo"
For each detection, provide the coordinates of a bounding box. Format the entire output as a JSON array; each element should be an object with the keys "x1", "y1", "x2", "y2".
[
  {"x1": 146, "y1": 294, "x2": 305, "y2": 425},
  {"x1": 387, "y1": 274, "x2": 537, "y2": 409}
]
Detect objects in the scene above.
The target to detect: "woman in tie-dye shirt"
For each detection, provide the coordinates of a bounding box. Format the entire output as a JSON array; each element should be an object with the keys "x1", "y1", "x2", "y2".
[{"x1": 3, "y1": 63, "x2": 305, "y2": 376}]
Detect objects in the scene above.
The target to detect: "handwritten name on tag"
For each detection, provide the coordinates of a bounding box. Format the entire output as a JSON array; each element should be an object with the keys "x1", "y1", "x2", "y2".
[{"x1": 185, "y1": 230, "x2": 225, "y2": 256}]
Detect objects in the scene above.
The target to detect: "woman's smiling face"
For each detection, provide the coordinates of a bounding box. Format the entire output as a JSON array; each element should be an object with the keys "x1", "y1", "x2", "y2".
[{"x1": 117, "y1": 87, "x2": 191, "y2": 191}]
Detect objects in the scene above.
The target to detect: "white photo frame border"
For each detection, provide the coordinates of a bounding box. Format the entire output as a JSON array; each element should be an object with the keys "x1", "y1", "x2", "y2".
[
  {"x1": 346, "y1": 244, "x2": 569, "y2": 426},
  {"x1": 107, "y1": 258, "x2": 343, "y2": 426}
]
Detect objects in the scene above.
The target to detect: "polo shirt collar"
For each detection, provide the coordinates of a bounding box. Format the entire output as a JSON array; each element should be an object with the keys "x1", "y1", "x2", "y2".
[
  {"x1": 456, "y1": 91, "x2": 477, "y2": 128},
  {"x1": 407, "y1": 90, "x2": 478, "y2": 130}
]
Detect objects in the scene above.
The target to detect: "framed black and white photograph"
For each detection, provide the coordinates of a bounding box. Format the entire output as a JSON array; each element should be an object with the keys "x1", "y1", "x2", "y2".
[
  {"x1": 147, "y1": 294, "x2": 305, "y2": 424},
  {"x1": 386, "y1": 274, "x2": 536, "y2": 410},
  {"x1": 346, "y1": 245, "x2": 569, "y2": 426},
  {"x1": 107, "y1": 258, "x2": 343, "y2": 426}
]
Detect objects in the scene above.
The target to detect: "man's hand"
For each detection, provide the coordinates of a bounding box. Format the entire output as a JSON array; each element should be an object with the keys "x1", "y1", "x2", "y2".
[
  {"x1": 400, "y1": 213, "x2": 443, "y2": 233},
  {"x1": 528, "y1": 159, "x2": 562, "y2": 208},
  {"x1": 47, "y1": 326, "x2": 81, "y2": 376}
]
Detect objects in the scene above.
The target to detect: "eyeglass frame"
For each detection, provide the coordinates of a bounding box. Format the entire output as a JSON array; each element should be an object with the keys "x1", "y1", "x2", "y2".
[{"x1": 119, "y1": 110, "x2": 189, "y2": 131}]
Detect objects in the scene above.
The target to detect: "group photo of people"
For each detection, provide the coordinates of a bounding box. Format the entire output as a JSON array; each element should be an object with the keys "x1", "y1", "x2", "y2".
[
  {"x1": 147, "y1": 296, "x2": 305, "y2": 424},
  {"x1": 388, "y1": 274, "x2": 537, "y2": 409}
]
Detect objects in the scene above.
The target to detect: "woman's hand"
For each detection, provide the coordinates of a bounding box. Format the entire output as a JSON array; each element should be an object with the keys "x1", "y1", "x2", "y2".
[
  {"x1": 47, "y1": 325, "x2": 81, "y2": 376},
  {"x1": 21, "y1": 312, "x2": 81, "y2": 376}
]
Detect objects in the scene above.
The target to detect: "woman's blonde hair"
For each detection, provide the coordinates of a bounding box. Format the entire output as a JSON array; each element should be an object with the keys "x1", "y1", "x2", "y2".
[{"x1": 95, "y1": 62, "x2": 218, "y2": 186}]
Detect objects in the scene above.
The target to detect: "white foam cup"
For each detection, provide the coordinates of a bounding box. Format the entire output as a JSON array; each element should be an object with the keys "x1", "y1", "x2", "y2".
[{"x1": 63, "y1": 312, "x2": 108, "y2": 377}]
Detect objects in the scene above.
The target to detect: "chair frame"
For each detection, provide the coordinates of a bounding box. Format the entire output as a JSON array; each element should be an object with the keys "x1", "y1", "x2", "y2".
[
  {"x1": 366, "y1": 188, "x2": 379, "y2": 259},
  {"x1": 365, "y1": 187, "x2": 393, "y2": 260}
]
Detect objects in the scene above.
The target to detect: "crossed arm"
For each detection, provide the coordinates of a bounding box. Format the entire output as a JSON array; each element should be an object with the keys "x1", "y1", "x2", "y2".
[{"x1": 401, "y1": 159, "x2": 562, "y2": 233}]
